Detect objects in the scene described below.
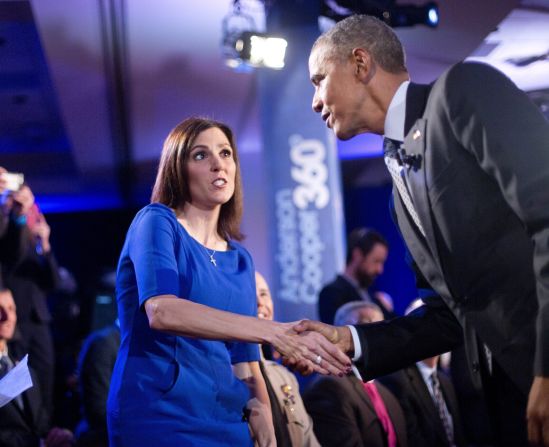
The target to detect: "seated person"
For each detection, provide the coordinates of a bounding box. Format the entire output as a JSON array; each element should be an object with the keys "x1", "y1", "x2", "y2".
[
  {"x1": 75, "y1": 321, "x2": 121, "y2": 447},
  {"x1": 318, "y1": 228, "x2": 395, "y2": 324},
  {"x1": 0, "y1": 288, "x2": 73, "y2": 447},
  {"x1": 255, "y1": 271, "x2": 320, "y2": 447},
  {"x1": 379, "y1": 299, "x2": 467, "y2": 447},
  {"x1": 304, "y1": 301, "x2": 407, "y2": 447}
]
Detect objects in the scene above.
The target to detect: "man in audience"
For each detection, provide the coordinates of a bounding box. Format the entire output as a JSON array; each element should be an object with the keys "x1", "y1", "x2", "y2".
[
  {"x1": 0, "y1": 288, "x2": 73, "y2": 447},
  {"x1": 0, "y1": 180, "x2": 60, "y2": 418},
  {"x1": 379, "y1": 299, "x2": 467, "y2": 447},
  {"x1": 318, "y1": 227, "x2": 394, "y2": 324},
  {"x1": 255, "y1": 271, "x2": 320, "y2": 447},
  {"x1": 75, "y1": 321, "x2": 120, "y2": 447},
  {"x1": 304, "y1": 301, "x2": 407, "y2": 447}
]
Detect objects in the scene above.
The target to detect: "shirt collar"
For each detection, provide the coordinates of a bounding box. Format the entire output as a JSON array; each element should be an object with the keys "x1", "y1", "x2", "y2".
[
  {"x1": 416, "y1": 360, "x2": 436, "y2": 382},
  {"x1": 384, "y1": 80, "x2": 410, "y2": 142},
  {"x1": 342, "y1": 272, "x2": 360, "y2": 289}
]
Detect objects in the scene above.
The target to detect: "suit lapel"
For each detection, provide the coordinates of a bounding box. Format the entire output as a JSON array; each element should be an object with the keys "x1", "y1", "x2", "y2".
[
  {"x1": 402, "y1": 84, "x2": 442, "y2": 267},
  {"x1": 394, "y1": 83, "x2": 455, "y2": 301},
  {"x1": 406, "y1": 366, "x2": 448, "y2": 444},
  {"x1": 350, "y1": 376, "x2": 376, "y2": 415}
]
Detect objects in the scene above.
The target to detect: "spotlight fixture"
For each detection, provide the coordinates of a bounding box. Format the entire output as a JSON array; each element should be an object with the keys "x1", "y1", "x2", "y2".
[
  {"x1": 384, "y1": 2, "x2": 439, "y2": 28},
  {"x1": 321, "y1": 0, "x2": 440, "y2": 28},
  {"x1": 222, "y1": 1, "x2": 287, "y2": 70},
  {"x1": 230, "y1": 31, "x2": 288, "y2": 69}
]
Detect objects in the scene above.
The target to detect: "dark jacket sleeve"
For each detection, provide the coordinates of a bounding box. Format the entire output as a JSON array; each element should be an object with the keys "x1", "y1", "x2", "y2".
[{"x1": 355, "y1": 299, "x2": 462, "y2": 380}]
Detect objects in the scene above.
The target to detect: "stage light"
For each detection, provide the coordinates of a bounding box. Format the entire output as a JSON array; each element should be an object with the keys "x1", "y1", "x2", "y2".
[
  {"x1": 321, "y1": 0, "x2": 439, "y2": 28},
  {"x1": 230, "y1": 31, "x2": 287, "y2": 69},
  {"x1": 387, "y1": 2, "x2": 439, "y2": 28},
  {"x1": 221, "y1": 1, "x2": 287, "y2": 71}
]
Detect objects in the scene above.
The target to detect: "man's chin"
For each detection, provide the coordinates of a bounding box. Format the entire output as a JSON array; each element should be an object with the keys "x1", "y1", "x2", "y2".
[{"x1": 333, "y1": 125, "x2": 357, "y2": 141}]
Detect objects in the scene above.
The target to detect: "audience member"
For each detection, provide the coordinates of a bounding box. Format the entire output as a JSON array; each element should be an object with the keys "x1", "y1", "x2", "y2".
[
  {"x1": 1, "y1": 182, "x2": 60, "y2": 419},
  {"x1": 75, "y1": 322, "x2": 120, "y2": 447},
  {"x1": 0, "y1": 175, "x2": 59, "y2": 420},
  {"x1": 379, "y1": 299, "x2": 467, "y2": 447},
  {"x1": 0, "y1": 288, "x2": 74, "y2": 447},
  {"x1": 255, "y1": 271, "x2": 320, "y2": 447},
  {"x1": 304, "y1": 301, "x2": 407, "y2": 447},
  {"x1": 318, "y1": 227, "x2": 394, "y2": 324}
]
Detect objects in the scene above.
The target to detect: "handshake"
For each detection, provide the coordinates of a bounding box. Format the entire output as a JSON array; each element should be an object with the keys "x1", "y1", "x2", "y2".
[{"x1": 268, "y1": 320, "x2": 355, "y2": 377}]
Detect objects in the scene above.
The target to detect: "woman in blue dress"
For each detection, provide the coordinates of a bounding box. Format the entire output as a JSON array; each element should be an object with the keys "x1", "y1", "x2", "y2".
[{"x1": 107, "y1": 117, "x2": 350, "y2": 447}]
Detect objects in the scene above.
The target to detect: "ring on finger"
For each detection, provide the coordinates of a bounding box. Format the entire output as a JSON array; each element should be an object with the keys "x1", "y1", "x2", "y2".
[{"x1": 315, "y1": 354, "x2": 322, "y2": 365}]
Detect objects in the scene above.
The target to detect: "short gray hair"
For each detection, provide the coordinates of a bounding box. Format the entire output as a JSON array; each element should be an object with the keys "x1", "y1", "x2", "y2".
[
  {"x1": 312, "y1": 15, "x2": 407, "y2": 74},
  {"x1": 334, "y1": 300, "x2": 384, "y2": 326}
]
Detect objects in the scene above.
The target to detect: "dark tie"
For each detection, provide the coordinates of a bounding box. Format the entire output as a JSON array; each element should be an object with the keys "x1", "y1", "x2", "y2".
[
  {"x1": 431, "y1": 372, "x2": 455, "y2": 446},
  {"x1": 383, "y1": 137, "x2": 426, "y2": 237},
  {"x1": 0, "y1": 355, "x2": 24, "y2": 410},
  {"x1": 363, "y1": 381, "x2": 397, "y2": 447}
]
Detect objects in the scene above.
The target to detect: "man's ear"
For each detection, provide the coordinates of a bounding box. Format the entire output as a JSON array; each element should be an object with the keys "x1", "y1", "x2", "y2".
[{"x1": 352, "y1": 48, "x2": 375, "y2": 83}]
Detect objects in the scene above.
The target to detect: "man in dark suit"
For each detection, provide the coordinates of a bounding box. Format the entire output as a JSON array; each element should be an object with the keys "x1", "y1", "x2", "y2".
[
  {"x1": 76, "y1": 322, "x2": 121, "y2": 447},
  {"x1": 304, "y1": 302, "x2": 407, "y2": 447},
  {"x1": 297, "y1": 14, "x2": 549, "y2": 447},
  {"x1": 318, "y1": 227, "x2": 394, "y2": 323},
  {"x1": 379, "y1": 299, "x2": 467, "y2": 447},
  {"x1": 0, "y1": 288, "x2": 73, "y2": 447}
]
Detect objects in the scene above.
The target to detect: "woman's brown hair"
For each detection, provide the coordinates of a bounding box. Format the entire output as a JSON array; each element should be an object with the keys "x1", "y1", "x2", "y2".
[{"x1": 151, "y1": 117, "x2": 244, "y2": 241}]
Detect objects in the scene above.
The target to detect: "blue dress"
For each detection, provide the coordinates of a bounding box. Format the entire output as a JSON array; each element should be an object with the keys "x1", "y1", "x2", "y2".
[{"x1": 107, "y1": 204, "x2": 259, "y2": 446}]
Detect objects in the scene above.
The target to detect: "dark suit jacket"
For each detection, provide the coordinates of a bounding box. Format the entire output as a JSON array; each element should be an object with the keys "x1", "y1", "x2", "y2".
[
  {"x1": 318, "y1": 274, "x2": 393, "y2": 324},
  {"x1": 380, "y1": 365, "x2": 466, "y2": 447},
  {"x1": 304, "y1": 375, "x2": 408, "y2": 447},
  {"x1": 0, "y1": 360, "x2": 50, "y2": 447},
  {"x1": 77, "y1": 324, "x2": 121, "y2": 436},
  {"x1": 354, "y1": 62, "x2": 549, "y2": 396}
]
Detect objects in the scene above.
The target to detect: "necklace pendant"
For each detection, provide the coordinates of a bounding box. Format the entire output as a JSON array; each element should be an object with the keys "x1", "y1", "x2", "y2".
[{"x1": 209, "y1": 254, "x2": 217, "y2": 267}]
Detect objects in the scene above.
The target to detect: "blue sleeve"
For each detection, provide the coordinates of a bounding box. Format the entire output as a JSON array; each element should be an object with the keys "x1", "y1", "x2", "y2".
[
  {"x1": 228, "y1": 245, "x2": 260, "y2": 364},
  {"x1": 129, "y1": 207, "x2": 182, "y2": 307}
]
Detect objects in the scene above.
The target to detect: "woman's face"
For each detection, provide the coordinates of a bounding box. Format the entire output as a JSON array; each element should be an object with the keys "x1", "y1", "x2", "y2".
[{"x1": 186, "y1": 127, "x2": 236, "y2": 210}]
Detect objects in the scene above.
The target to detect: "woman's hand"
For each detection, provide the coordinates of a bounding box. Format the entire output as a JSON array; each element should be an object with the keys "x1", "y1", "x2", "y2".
[
  {"x1": 247, "y1": 397, "x2": 277, "y2": 447},
  {"x1": 268, "y1": 321, "x2": 351, "y2": 376}
]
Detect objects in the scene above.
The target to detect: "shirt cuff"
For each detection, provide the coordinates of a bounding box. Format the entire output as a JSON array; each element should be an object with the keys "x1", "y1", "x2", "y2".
[
  {"x1": 347, "y1": 325, "x2": 362, "y2": 361},
  {"x1": 347, "y1": 325, "x2": 364, "y2": 381}
]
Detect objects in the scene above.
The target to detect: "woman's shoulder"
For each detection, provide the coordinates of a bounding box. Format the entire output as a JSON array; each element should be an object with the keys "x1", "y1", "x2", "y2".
[
  {"x1": 131, "y1": 203, "x2": 178, "y2": 229},
  {"x1": 229, "y1": 239, "x2": 251, "y2": 257},
  {"x1": 135, "y1": 203, "x2": 175, "y2": 219}
]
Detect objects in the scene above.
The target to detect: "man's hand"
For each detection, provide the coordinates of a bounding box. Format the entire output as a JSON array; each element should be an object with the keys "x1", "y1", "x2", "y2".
[
  {"x1": 527, "y1": 376, "x2": 549, "y2": 446},
  {"x1": 294, "y1": 320, "x2": 354, "y2": 355},
  {"x1": 268, "y1": 321, "x2": 351, "y2": 377},
  {"x1": 44, "y1": 427, "x2": 74, "y2": 447}
]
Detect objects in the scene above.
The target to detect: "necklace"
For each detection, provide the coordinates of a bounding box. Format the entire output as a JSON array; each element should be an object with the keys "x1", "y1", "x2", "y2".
[{"x1": 206, "y1": 248, "x2": 217, "y2": 267}]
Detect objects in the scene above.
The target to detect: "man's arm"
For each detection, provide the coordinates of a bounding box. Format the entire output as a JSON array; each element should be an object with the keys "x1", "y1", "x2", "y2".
[{"x1": 296, "y1": 298, "x2": 462, "y2": 380}]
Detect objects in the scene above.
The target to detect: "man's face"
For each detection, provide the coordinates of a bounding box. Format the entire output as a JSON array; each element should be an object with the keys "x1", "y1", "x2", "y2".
[
  {"x1": 0, "y1": 290, "x2": 17, "y2": 342},
  {"x1": 355, "y1": 243, "x2": 388, "y2": 288},
  {"x1": 309, "y1": 45, "x2": 368, "y2": 140},
  {"x1": 255, "y1": 272, "x2": 274, "y2": 321}
]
